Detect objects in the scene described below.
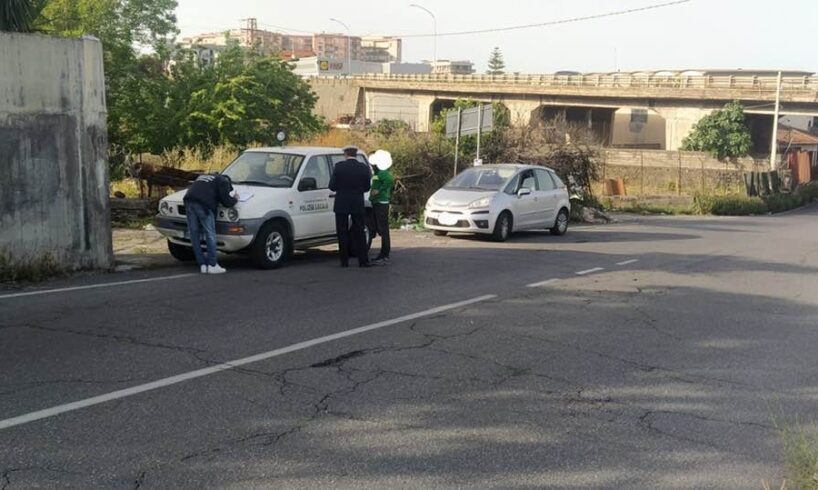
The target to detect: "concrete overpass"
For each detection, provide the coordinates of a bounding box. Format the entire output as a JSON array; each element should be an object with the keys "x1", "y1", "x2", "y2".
[{"x1": 309, "y1": 73, "x2": 818, "y2": 151}]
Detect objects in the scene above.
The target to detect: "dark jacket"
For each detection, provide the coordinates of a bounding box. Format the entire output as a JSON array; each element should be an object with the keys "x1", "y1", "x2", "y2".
[
  {"x1": 329, "y1": 158, "x2": 371, "y2": 215},
  {"x1": 183, "y1": 174, "x2": 238, "y2": 213}
]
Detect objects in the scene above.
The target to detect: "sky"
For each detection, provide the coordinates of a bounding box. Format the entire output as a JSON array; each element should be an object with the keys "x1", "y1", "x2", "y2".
[{"x1": 175, "y1": 0, "x2": 818, "y2": 74}]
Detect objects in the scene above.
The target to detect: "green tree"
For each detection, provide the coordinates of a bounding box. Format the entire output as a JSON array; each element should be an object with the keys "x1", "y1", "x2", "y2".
[
  {"x1": 36, "y1": 0, "x2": 179, "y2": 173},
  {"x1": 681, "y1": 101, "x2": 753, "y2": 160},
  {"x1": 1, "y1": 0, "x2": 47, "y2": 32},
  {"x1": 486, "y1": 47, "x2": 505, "y2": 75},
  {"x1": 177, "y1": 44, "x2": 322, "y2": 151}
]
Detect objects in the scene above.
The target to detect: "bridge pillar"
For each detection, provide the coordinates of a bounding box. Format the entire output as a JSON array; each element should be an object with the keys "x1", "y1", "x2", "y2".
[
  {"x1": 653, "y1": 105, "x2": 713, "y2": 150},
  {"x1": 501, "y1": 99, "x2": 541, "y2": 127}
]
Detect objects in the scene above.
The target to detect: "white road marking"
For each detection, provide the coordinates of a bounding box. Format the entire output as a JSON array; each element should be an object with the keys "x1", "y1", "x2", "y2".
[
  {"x1": 616, "y1": 259, "x2": 639, "y2": 266},
  {"x1": 0, "y1": 274, "x2": 197, "y2": 301},
  {"x1": 527, "y1": 279, "x2": 559, "y2": 288},
  {"x1": 0, "y1": 294, "x2": 496, "y2": 431},
  {"x1": 575, "y1": 267, "x2": 605, "y2": 276}
]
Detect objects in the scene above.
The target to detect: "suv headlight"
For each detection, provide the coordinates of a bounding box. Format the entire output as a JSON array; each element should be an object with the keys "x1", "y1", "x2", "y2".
[
  {"x1": 159, "y1": 201, "x2": 170, "y2": 215},
  {"x1": 227, "y1": 208, "x2": 239, "y2": 222},
  {"x1": 468, "y1": 197, "x2": 491, "y2": 209}
]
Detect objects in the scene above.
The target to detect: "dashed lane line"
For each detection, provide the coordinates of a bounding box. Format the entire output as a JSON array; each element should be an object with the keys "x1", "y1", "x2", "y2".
[
  {"x1": 527, "y1": 279, "x2": 559, "y2": 288},
  {"x1": 616, "y1": 259, "x2": 640, "y2": 266},
  {"x1": 0, "y1": 294, "x2": 496, "y2": 431},
  {"x1": 576, "y1": 267, "x2": 605, "y2": 276}
]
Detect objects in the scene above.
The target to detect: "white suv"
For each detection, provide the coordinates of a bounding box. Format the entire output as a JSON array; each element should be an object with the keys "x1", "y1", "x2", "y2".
[{"x1": 154, "y1": 147, "x2": 372, "y2": 269}]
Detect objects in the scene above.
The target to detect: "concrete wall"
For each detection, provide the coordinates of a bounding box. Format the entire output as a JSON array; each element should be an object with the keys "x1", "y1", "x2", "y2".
[
  {"x1": 0, "y1": 33, "x2": 112, "y2": 270},
  {"x1": 308, "y1": 78, "x2": 362, "y2": 122},
  {"x1": 599, "y1": 149, "x2": 768, "y2": 196}
]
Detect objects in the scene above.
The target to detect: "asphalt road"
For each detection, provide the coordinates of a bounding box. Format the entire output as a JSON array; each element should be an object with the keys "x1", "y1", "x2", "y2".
[{"x1": 2, "y1": 208, "x2": 818, "y2": 489}]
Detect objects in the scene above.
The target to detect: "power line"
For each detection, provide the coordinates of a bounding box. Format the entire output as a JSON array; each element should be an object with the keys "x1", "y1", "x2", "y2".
[
  {"x1": 398, "y1": 0, "x2": 691, "y2": 38},
  {"x1": 237, "y1": 0, "x2": 690, "y2": 39}
]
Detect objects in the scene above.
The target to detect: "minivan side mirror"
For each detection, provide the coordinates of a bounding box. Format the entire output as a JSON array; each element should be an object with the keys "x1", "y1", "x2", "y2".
[
  {"x1": 517, "y1": 187, "x2": 532, "y2": 197},
  {"x1": 298, "y1": 177, "x2": 317, "y2": 192}
]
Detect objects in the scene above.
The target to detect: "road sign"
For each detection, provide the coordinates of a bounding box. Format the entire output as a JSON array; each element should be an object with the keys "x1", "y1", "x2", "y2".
[{"x1": 446, "y1": 105, "x2": 493, "y2": 138}]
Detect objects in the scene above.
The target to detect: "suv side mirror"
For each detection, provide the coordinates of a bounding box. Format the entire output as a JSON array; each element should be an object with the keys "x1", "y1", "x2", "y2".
[
  {"x1": 298, "y1": 177, "x2": 317, "y2": 192},
  {"x1": 517, "y1": 187, "x2": 532, "y2": 197}
]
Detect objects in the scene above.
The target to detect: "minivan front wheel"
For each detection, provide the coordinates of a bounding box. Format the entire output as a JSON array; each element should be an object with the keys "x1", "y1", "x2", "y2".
[{"x1": 491, "y1": 212, "x2": 512, "y2": 242}]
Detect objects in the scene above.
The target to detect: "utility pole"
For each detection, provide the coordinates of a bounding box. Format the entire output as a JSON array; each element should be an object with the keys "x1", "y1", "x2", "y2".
[
  {"x1": 769, "y1": 71, "x2": 783, "y2": 171},
  {"x1": 453, "y1": 108, "x2": 462, "y2": 177}
]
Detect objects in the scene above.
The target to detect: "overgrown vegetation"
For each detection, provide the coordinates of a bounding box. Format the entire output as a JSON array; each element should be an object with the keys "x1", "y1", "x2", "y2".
[
  {"x1": 0, "y1": 249, "x2": 63, "y2": 283},
  {"x1": 17, "y1": 0, "x2": 321, "y2": 178},
  {"x1": 693, "y1": 193, "x2": 768, "y2": 215},
  {"x1": 0, "y1": 0, "x2": 47, "y2": 32},
  {"x1": 777, "y1": 421, "x2": 818, "y2": 490},
  {"x1": 681, "y1": 101, "x2": 752, "y2": 160}
]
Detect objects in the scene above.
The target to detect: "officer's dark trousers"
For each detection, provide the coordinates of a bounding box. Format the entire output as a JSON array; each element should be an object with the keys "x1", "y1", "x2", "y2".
[{"x1": 335, "y1": 212, "x2": 369, "y2": 266}]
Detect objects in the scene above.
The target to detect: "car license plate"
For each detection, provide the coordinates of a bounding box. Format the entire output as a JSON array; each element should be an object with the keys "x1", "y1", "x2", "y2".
[{"x1": 438, "y1": 213, "x2": 459, "y2": 226}]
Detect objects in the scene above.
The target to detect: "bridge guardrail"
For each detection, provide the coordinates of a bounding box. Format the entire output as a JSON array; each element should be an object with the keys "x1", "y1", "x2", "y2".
[{"x1": 321, "y1": 73, "x2": 818, "y2": 93}]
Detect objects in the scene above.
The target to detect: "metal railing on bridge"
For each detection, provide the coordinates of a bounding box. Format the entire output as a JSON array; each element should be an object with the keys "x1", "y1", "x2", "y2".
[{"x1": 337, "y1": 73, "x2": 818, "y2": 93}]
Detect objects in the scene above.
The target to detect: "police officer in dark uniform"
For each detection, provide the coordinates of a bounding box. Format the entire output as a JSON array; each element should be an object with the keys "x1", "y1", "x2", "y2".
[{"x1": 329, "y1": 146, "x2": 372, "y2": 268}]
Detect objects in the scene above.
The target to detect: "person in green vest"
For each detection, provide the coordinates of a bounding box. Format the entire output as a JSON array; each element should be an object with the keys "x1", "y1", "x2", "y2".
[{"x1": 368, "y1": 150, "x2": 395, "y2": 265}]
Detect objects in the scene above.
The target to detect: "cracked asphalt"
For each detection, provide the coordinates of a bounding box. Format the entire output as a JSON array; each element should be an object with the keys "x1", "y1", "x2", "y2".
[{"x1": 2, "y1": 208, "x2": 818, "y2": 489}]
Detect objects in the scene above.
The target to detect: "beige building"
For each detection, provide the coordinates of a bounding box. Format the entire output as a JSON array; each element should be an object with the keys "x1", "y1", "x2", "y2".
[
  {"x1": 312, "y1": 33, "x2": 361, "y2": 61},
  {"x1": 360, "y1": 36, "x2": 402, "y2": 63},
  {"x1": 430, "y1": 60, "x2": 475, "y2": 75}
]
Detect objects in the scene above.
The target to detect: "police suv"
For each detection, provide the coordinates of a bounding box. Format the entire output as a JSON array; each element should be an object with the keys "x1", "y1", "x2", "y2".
[{"x1": 154, "y1": 147, "x2": 372, "y2": 269}]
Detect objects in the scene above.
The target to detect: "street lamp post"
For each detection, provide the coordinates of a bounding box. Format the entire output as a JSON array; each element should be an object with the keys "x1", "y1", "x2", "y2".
[
  {"x1": 409, "y1": 3, "x2": 436, "y2": 65},
  {"x1": 329, "y1": 18, "x2": 352, "y2": 75}
]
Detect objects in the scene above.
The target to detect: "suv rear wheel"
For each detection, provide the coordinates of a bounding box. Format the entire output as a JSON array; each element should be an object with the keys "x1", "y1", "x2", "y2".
[{"x1": 251, "y1": 222, "x2": 290, "y2": 269}]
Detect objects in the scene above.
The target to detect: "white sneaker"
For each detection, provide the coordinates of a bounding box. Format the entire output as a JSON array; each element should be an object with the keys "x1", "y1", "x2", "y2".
[
  {"x1": 207, "y1": 265, "x2": 227, "y2": 274},
  {"x1": 200, "y1": 265, "x2": 208, "y2": 274}
]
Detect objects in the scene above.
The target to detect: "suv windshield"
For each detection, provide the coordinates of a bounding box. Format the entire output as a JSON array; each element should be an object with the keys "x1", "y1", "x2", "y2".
[
  {"x1": 445, "y1": 167, "x2": 517, "y2": 191},
  {"x1": 222, "y1": 152, "x2": 305, "y2": 188}
]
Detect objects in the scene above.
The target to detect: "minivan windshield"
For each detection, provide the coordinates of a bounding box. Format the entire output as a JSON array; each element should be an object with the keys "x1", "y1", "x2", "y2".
[
  {"x1": 444, "y1": 167, "x2": 518, "y2": 191},
  {"x1": 222, "y1": 152, "x2": 305, "y2": 188}
]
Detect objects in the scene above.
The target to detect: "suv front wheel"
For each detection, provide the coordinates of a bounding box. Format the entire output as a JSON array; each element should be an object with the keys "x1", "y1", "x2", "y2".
[{"x1": 251, "y1": 222, "x2": 290, "y2": 269}]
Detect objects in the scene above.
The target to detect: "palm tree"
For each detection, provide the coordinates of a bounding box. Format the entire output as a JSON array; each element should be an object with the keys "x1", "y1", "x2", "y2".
[{"x1": 1, "y1": 0, "x2": 47, "y2": 33}]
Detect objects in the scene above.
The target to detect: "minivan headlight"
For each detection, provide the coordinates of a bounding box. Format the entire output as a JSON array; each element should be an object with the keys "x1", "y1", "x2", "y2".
[
  {"x1": 159, "y1": 201, "x2": 170, "y2": 215},
  {"x1": 468, "y1": 197, "x2": 491, "y2": 209},
  {"x1": 227, "y1": 208, "x2": 239, "y2": 222}
]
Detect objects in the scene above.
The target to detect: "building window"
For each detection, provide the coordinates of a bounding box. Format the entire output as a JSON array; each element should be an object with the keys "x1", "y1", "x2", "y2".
[{"x1": 631, "y1": 109, "x2": 648, "y2": 124}]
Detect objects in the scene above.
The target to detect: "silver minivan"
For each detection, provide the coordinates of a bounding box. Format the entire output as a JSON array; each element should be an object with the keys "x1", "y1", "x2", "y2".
[{"x1": 424, "y1": 164, "x2": 571, "y2": 241}]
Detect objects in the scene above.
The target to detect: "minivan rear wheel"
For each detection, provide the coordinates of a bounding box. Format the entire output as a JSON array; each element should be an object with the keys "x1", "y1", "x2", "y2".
[{"x1": 550, "y1": 208, "x2": 569, "y2": 236}]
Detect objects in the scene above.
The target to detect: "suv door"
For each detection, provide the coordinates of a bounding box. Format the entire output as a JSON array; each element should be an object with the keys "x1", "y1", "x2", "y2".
[
  {"x1": 293, "y1": 155, "x2": 335, "y2": 239},
  {"x1": 534, "y1": 168, "x2": 558, "y2": 225}
]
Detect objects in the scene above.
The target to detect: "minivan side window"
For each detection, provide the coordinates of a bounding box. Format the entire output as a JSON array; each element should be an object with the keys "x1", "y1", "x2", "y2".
[
  {"x1": 535, "y1": 169, "x2": 556, "y2": 191},
  {"x1": 549, "y1": 171, "x2": 566, "y2": 189}
]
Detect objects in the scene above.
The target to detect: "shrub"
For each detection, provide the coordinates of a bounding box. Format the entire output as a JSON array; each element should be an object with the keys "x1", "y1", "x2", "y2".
[
  {"x1": 695, "y1": 193, "x2": 768, "y2": 215},
  {"x1": 798, "y1": 182, "x2": 818, "y2": 203},
  {"x1": 765, "y1": 192, "x2": 806, "y2": 214}
]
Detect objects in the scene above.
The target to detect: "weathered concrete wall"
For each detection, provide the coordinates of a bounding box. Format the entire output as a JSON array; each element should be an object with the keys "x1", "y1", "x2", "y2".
[
  {"x1": 309, "y1": 78, "x2": 362, "y2": 123},
  {"x1": 0, "y1": 33, "x2": 111, "y2": 270},
  {"x1": 599, "y1": 149, "x2": 768, "y2": 196}
]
